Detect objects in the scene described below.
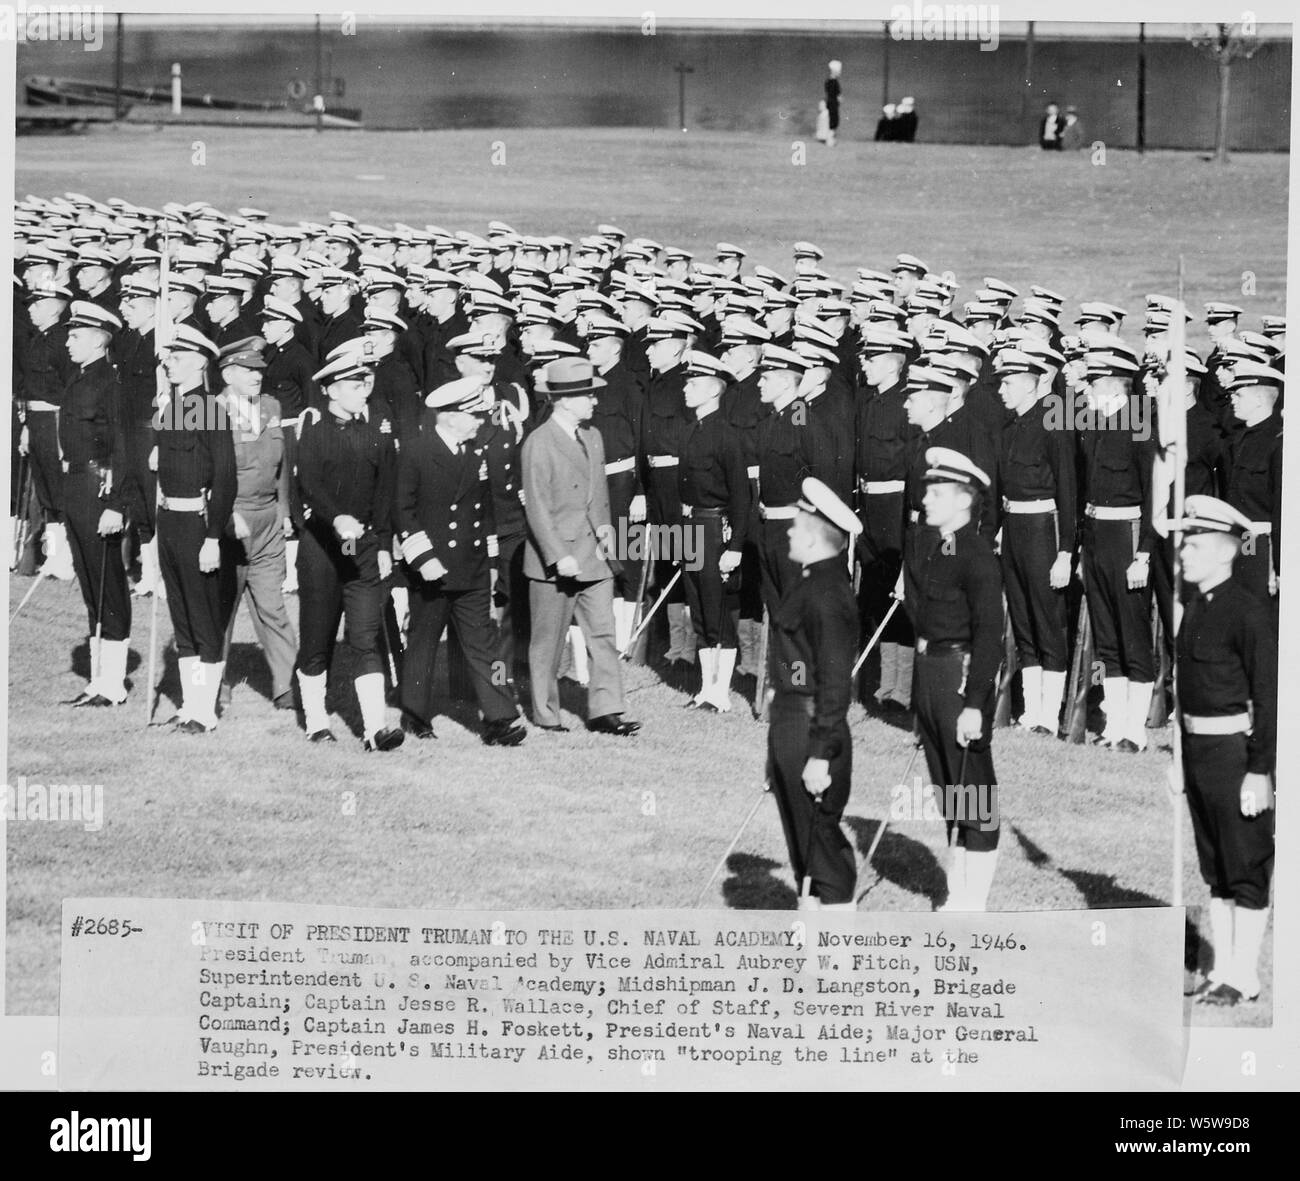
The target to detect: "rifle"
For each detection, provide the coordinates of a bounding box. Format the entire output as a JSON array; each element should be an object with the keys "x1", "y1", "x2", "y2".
[
  {"x1": 752, "y1": 607, "x2": 770, "y2": 722},
  {"x1": 992, "y1": 595, "x2": 1016, "y2": 729},
  {"x1": 144, "y1": 225, "x2": 173, "y2": 726}
]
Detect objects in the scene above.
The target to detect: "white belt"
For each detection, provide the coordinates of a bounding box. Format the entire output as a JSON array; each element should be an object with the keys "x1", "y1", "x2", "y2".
[
  {"x1": 1086, "y1": 504, "x2": 1140, "y2": 521},
  {"x1": 863, "y1": 479, "x2": 905, "y2": 495},
  {"x1": 760, "y1": 503, "x2": 798, "y2": 520},
  {"x1": 1247, "y1": 521, "x2": 1272, "y2": 536},
  {"x1": 648, "y1": 454, "x2": 679, "y2": 469},
  {"x1": 746, "y1": 465, "x2": 760, "y2": 480},
  {"x1": 604, "y1": 457, "x2": 635, "y2": 475},
  {"x1": 1182, "y1": 712, "x2": 1250, "y2": 736},
  {"x1": 25, "y1": 400, "x2": 59, "y2": 412},
  {"x1": 1004, "y1": 497, "x2": 1056, "y2": 514},
  {"x1": 161, "y1": 495, "x2": 206, "y2": 512}
]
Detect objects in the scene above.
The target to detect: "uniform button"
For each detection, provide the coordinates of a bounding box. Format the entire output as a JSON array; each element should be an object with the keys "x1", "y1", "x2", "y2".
[
  {"x1": 474, "y1": 503, "x2": 480, "y2": 509},
  {"x1": 505, "y1": 463, "x2": 511, "y2": 470},
  {"x1": 448, "y1": 540, "x2": 457, "y2": 548},
  {"x1": 505, "y1": 483, "x2": 513, "y2": 491},
  {"x1": 473, "y1": 540, "x2": 481, "y2": 548},
  {"x1": 473, "y1": 521, "x2": 480, "y2": 527},
  {"x1": 449, "y1": 521, "x2": 457, "y2": 529},
  {"x1": 450, "y1": 503, "x2": 458, "y2": 511}
]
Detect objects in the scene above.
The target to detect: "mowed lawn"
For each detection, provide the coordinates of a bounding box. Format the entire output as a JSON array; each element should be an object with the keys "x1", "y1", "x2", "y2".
[{"x1": 8, "y1": 129, "x2": 1286, "y2": 1020}]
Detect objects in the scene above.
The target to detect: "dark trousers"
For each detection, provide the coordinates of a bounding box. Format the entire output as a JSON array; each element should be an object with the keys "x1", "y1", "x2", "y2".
[
  {"x1": 914, "y1": 649, "x2": 1000, "y2": 852},
  {"x1": 122, "y1": 420, "x2": 158, "y2": 541},
  {"x1": 758, "y1": 518, "x2": 800, "y2": 618},
  {"x1": 402, "y1": 581, "x2": 517, "y2": 725},
  {"x1": 296, "y1": 523, "x2": 383, "y2": 678},
  {"x1": 1003, "y1": 511, "x2": 1068, "y2": 671},
  {"x1": 1082, "y1": 517, "x2": 1153, "y2": 681},
  {"x1": 493, "y1": 530, "x2": 530, "y2": 680},
  {"x1": 159, "y1": 506, "x2": 235, "y2": 661},
  {"x1": 26, "y1": 410, "x2": 63, "y2": 520},
  {"x1": 647, "y1": 467, "x2": 685, "y2": 600},
  {"x1": 859, "y1": 492, "x2": 912, "y2": 644},
  {"x1": 1183, "y1": 732, "x2": 1274, "y2": 910},
  {"x1": 63, "y1": 468, "x2": 131, "y2": 642},
  {"x1": 767, "y1": 694, "x2": 855, "y2": 904},
  {"x1": 682, "y1": 512, "x2": 738, "y2": 647}
]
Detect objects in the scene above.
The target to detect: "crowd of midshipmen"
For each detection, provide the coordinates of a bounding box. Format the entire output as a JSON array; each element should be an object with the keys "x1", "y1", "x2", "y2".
[
  {"x1": 10, "y1": 194, "x2": 1284, "y2": 972},
  {"x1": 12, "y1": 193, "x2": 1283, "y2": 754}
]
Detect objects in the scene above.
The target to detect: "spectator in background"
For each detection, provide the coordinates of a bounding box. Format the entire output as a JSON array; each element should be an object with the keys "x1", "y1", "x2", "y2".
[
  {"x1": 824, "y1": 60, "x2": 842, "y2": 146},
  {"x1": 1061, "y1": 105, "x2": 1086, "y2": 151},
  {"x1": 875, "y1": 103, "x2": 898, "y2": 142},
  {"x1": 895, "y1": 96, "x2": 918, "y2": 143},
  {"x1": 815, "y1": 100, "x2": 833, "y2": 146},
  {"x1": 1039, "y1": 102, "x2": 1063, "y2": 150}
]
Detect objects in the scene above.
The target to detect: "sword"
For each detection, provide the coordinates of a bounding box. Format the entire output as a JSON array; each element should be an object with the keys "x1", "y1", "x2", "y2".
[{"x1": 620, "y1": 566, "x2": 681, "y2": 659}]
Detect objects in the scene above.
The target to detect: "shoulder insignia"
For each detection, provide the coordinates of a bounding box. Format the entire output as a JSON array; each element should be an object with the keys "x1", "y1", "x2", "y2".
[{"x1": 379, "y1": 418, "x2": 392, "y2": 435}]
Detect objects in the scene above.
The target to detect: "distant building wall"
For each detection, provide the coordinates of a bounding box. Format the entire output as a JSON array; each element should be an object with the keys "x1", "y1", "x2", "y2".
[{"x1": 16, "y1": 23, "x2": 1292, "y2": 150}]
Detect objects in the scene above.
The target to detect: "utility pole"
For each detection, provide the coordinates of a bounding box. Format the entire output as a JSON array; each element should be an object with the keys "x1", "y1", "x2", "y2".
[
  {"x1": 314, "y1": 15, "x2": 324, "y2": 133},
  {"x1": 1137, "y1": 23, "x2": 1147, "y2": 153},
  {"x1": 114, "y1": 14, "x2": 124, "y2": 121},
  {"x1": 1023, "y1": 20, "x2": 1035, "y2": 132},
  {"x1": 881, "y1": 20, "x2": 891, "y2": 110},
  {"x1": 674, "y1": 62, "x2": 694, "y2": 132}
]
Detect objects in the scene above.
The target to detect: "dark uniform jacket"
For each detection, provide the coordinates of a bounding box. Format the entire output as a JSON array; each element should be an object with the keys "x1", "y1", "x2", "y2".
[
  {"x1": 771, "y1": 554, "x2": 858, "y2": 760},
  {"x1": 395, "y1": 425, "x2": 496, "y2": 591},
  {"x1": 264, "y1": 338, "x2": 318, "y2": 419},
  {"x1": 1077, "y1": 394, "x2": 1158, "y2": 554},
  {"x1": 678, "y1": 407, "x2": 751, "y2": 551},
  {"x1": 155, "y1": 383, "x2": 237, "y2": 540},
  {"x1": 60, "y1": 356, "x2": 131, "y2": 516},
  {"x1": 1225, "y1": 412, "x2": 1282, "y2": 570},
  {"x1": 294, "y1": 404, "x2": 395, "y2": 549},
  {"x1": 1176, "y1": 576, "x2": 1277, "y2": 774},
  {"x1": 1000, "y1": 401, "x2": 1078, "y2": 553},
  {"x1": 904, "y1": 520, "x2": 1004, "y2": 710}
]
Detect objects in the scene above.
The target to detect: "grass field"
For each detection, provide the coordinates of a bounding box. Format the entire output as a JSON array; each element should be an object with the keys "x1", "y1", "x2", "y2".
[{"x1": 7, "y1": 128, "x2": 1286, "y2": 1021}]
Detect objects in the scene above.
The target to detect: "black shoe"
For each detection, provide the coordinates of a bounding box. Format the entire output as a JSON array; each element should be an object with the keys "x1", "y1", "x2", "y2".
[
  {"x1": 218, "y1": 683, "x2": 232, "y2": 709},
  {"x1": 1092, "y1": 734, "x2": 1115, "y2": 749},
  {"x1": 587, "y1": 714, "x2": 641, "y2": 736},
  {"x1": 1114, "y1": 738, "x2": 1140, "y2": 754},
  {"x1": 1197, "y1": 982, "x2": 1243, "y2": 1007},
  {"x1": 273, "y1": 690, "x2": 296, "y2": 711},
  {"x1": 696, "y1": 701, "x2": 722, "y2": 713},
  {"x1": 400, "y1": 711, "x2": 436, "y2": 740},
  {"x1": 364, "y1": 727, "x2": 405, "y2": 752},
  {"x1": 483, "y1": 719, "x2": 526, "y2": 747},
  {"x1": 1030, "y1": 724, "x2": 1054, "y2": 736},
  {"x1": 307, "y1": 728, "x2": 337, "y2": 743},
  {"x1": 1184, "y1": 976, "x2": 1215, "y2": 999},
  {"x1": 682, "y1": 699, "x2": 703, "y2": 710},
  {"x1": 64, "y1": 692, "x2": 117, "y2": 708},
  {"x1": 535, "y1": 722, "x2": 570, "y2": 733},
  {"x1": 177, "y1": 718, "x2": 215, "y2": 735}
]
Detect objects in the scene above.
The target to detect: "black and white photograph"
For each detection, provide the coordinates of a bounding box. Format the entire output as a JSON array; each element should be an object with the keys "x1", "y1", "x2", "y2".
[{"x1": 2, "y1": 0, "x2": 1294, "y2": 1109}]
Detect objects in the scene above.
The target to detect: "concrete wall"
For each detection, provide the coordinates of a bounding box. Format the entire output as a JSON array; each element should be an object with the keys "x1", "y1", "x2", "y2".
[{"x1": 17, "y1": 22, "x2": 1292, "y2": 150}]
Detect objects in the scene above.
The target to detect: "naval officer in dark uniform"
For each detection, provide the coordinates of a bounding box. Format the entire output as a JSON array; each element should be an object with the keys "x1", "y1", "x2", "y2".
[
  {"x1": 678, "y1": 351, "x2": 750, "y2": 712},
  {"x1": 1176, "y1": 495, "x2": 1276, "y2": 1007},
  {"x1": 904, "y1": 447, "x2": 1005, "y2": 911},
  {"x1": 768, "y1": 477, "x2": 861, "y2": 910},
  {"x1": 155, "y1": 324, "x2": 238, "y2": 733},
  {"x1": 293, "y1": 341, "x2": 403, "y2": 751},
  {"x1": 59, "y1": 302, "x2": 134, "y2": 707},
  {"x1": 395, "y1": 376, "x2": 527, "y2": 747}
]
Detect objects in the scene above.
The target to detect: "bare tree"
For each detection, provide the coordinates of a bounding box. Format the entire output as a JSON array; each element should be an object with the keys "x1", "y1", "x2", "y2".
[{"x1": 1188, "y1": 22, "x2": 1264, "y2": 164}]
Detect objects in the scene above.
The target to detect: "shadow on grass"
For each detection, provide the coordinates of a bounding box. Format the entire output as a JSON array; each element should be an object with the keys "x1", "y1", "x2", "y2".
[
  {"x1": 721, "y1": 852, "x2": 798, "y2": 910},
  {"x1": 844, "y1": 815, "x2": 947, "y2": 907}
]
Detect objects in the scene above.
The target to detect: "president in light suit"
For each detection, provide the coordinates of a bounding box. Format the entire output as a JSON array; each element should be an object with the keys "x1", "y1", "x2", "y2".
[{"x1": 522, "y1": 358, "x2": 641, "y2": 736}]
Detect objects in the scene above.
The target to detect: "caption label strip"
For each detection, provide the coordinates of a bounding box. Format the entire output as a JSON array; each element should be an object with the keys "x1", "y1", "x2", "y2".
[{"x1": 60, "y1": 901, "x2": 1184, "y2": 1089}]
